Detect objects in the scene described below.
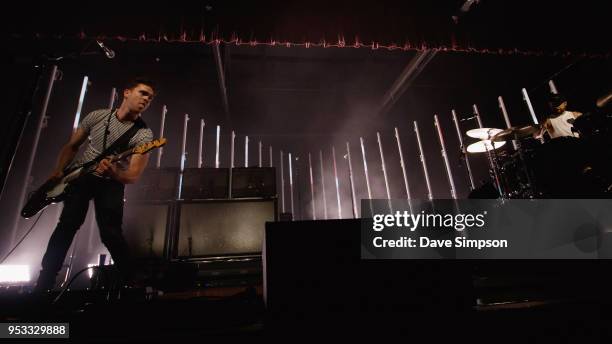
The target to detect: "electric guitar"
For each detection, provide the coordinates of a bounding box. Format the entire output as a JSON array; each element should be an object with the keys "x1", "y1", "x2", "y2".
[{"x1": 21, "y1": 138, "x2": 166, "y2": 218}]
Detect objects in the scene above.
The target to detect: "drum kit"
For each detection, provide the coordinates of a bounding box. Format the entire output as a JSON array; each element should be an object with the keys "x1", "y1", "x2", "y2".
[
  {"x1": 465, "y1": 125, "x2": 536, "y2": 198},
  {"x1": 465, "y1": 120, "x2": 611, "y2": 198}
]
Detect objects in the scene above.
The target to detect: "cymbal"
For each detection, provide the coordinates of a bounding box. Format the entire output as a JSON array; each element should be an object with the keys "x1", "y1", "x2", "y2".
[
  {"x1": 491, "y1": 125, "x2": 540, "y2": 142},
  {"x1": 466, "y1": 128, "x2": 503, "y2": 140},
  {"x1": 467, "y1": 140, "x2": 506, "y2": 153}
]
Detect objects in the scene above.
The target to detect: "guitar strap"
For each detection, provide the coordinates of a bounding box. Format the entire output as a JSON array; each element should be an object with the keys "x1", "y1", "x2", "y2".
[{"x1": 90, "y1": 110, "x2": 148, "y2": 165}]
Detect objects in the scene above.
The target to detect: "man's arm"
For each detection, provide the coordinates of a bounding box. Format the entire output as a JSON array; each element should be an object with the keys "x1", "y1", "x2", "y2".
[
  {"x1": 534, "y1": 119, "x2": 552, "y2": 139},
  {"x1": 544, "y1": 119, "x2": 554, "y2": 135},
  {"x1": 96, "y1": 153, "x2": 150, "y2": 184},
  {"x1": 50, "y1": 128, "x2": 89, "y2": 179}
]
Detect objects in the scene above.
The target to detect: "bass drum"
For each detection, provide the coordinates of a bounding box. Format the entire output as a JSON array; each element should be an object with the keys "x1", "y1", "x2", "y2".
[
  {"x1": 498, "y1": 150, "x2": 535, "y2": 198},
  {"x1": 574, "y1": 111, "x2": 612, "y2": 193},
  {"x1": 530, "y1": 137, "x2": 604, "y2": 198}
]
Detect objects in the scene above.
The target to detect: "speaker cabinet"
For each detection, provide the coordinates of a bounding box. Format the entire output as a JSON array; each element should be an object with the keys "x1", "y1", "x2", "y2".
[
  {"x1": 231, "y1": 167, "x2": 276, "y2": 198},
  {"x1": 125, "y1": 168, "x2": 179, "y2": 201},
  {"x1": 181, "y1": 168, "x2": 229, "y2": 200},
  {"x1": 174, "y1": 198, "x2": 277, "y2": 259},
  {"x1": 122, "y1": 200, "x2": 174, "y2": 259}
]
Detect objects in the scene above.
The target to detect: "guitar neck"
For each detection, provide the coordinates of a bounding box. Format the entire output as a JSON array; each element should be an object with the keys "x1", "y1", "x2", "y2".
[
  {"x1": 111, "y1": 148, "x2": 135, "y2": 163},
  {"x1": 65, "y1": 147, "x2": 135, "y2": 174},
  {"x1": 63, "y1": 138, "x2": 164, "y2": 174}
]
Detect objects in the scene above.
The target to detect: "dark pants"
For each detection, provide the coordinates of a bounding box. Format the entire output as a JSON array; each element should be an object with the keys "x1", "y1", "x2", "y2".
[{"x1": 36, "y1": 174, "x2": 133, "y2": 290}]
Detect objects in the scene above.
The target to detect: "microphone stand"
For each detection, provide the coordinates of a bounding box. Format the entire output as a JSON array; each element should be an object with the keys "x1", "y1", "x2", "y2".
[
  {"x1": 0, "y1": 55, "x2": 57, "y2": 200},
  {"x1": 1, "y1": 39, "x2": 109, "y2": 199}
]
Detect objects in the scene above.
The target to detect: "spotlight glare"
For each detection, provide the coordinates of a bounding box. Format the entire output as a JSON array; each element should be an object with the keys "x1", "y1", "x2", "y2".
[
  {"x1": 87, "y1": 264, "x2": 97, "y2": 279},
  {"x1": 0, "y1": 265, "x2": 30, "y2": 283}
]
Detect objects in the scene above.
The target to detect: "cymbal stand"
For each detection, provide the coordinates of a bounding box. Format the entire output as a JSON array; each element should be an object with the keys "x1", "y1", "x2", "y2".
[
  {"x1": 512, "y1": 133, "x2": 536, "y2": 198},
  {"x1": 485, "y1": 131, "x2": 506, "y2": 199},
  {"x1": 472, "y1": 104, "x2": 504, "y2": 198}
]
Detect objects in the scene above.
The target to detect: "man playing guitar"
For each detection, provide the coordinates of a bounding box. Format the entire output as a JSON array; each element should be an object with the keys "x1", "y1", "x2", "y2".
[{"x1": 35, "y1": 78, "x2": 156, "y2": 291}]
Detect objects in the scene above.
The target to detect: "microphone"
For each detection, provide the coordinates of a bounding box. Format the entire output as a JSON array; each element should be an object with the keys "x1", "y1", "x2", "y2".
[{"x1": 96, "y1": 40, "x2": 116, "y2": 59}]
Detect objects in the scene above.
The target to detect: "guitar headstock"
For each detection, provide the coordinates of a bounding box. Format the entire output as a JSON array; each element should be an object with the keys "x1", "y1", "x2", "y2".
[{"x1": 134, "y1": 138, "x2": 167, "y2": 155}]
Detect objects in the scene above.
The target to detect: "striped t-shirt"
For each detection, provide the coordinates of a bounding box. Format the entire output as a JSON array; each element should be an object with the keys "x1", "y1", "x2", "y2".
[{"x1": 71, "y1": 109, "x2": 154, "y2": 171}]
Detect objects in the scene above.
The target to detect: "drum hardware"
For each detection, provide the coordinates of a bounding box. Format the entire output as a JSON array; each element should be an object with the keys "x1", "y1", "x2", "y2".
[
  {"x1": 463, "y1": 105, "x2": 610, "y2": 198},
  {"x1": 465, "y1": 125, "x2": 543, "y2": 199},
  {"x1": 492, "y1": 125, "x2": 545, "y2": 198},
  {"x1": 465, "y1": 128, "x2": 507, "y2": 198}
]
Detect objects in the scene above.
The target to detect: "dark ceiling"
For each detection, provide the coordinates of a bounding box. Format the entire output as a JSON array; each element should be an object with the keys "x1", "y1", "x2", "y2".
[{"x1": 4, "y1": 0, "x2": 610, "y2": 55}]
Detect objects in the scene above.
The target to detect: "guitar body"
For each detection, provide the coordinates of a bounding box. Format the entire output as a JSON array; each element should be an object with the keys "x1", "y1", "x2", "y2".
[
  {"x1": 20, "y1": 167, "x2": 84, "y2": 218},
  {"x1": 20, "y1": 138, "x2": 166, "y2": 219}
]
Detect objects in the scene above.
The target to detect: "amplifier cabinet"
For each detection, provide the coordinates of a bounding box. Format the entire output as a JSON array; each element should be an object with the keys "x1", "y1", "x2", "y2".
[
  {"x1": 125, "y1": 168, "x2": 180, "y2": 201},
  {"x1": 172, "y1": 198, "x2": 278, "y2": 260},
  {"x1": 181, "y1": 168, "x2": 229, "y2": 200},
  {"x1": 231, "y1": 167, "x2": 276, "y2": 198},
  {"x1": 122, "y1": 200, "x2": 176, "y2": 260}
]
